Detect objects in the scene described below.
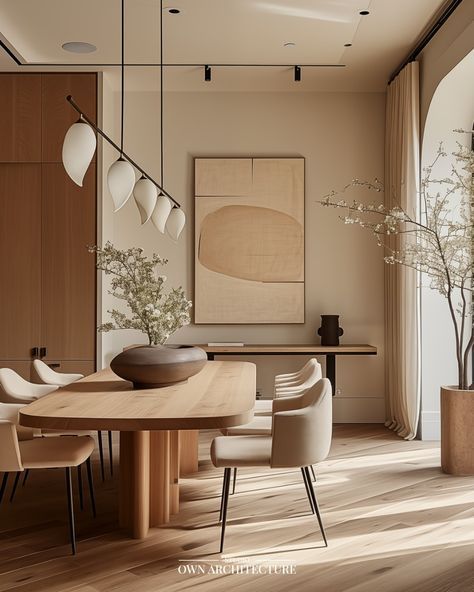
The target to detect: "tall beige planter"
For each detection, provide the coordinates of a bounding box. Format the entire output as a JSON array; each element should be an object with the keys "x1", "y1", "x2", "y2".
[{"x1": 441, "y1": 386, "x2": 474, "y2": 475}]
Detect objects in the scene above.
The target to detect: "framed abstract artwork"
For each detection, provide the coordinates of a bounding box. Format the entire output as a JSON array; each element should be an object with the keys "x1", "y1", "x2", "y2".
[{"x1": 194, "y1": 157, "x2": 304, "y2": 324}]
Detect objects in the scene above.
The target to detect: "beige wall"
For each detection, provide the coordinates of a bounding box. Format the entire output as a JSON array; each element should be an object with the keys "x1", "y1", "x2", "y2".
[{"x1": 100, "y1": 88, "x2": 386, "y2": 422}]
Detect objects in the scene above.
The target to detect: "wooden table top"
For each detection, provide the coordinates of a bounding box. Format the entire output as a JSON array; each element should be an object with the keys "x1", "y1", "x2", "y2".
[
  {"x1": 198, "y1": 344, "x2": 377, "y2": 355},
  {"x1": 19, "y1": 361, "x2": 256, "y2": 432}
]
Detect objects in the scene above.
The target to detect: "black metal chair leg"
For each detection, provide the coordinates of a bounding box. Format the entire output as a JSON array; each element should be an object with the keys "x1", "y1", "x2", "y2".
[
  {"x1": 310, "y1": 465, "x2": 316, "y2": 482},
  {"x1": 108, "y1": 431, "x2": 113, "y2": 477},
  {"x1": 219, "y1": 467, "x2": 231, "y2": 553},
  {"x1": 9, "y1": 472, "x2": 21, "y2": 503},
  {"x1": 218, "y1": 469, "x2": 226, "y2": 522},
  {"x1": 231, "y1": 468, "x2": 237, "y2": 495},
  {"x1": 304, "y1": 466, "x2": 328, "y2": 547},
  {"x1": 22, "y1": 469, "x2": 30, "y2": 487},
  {"x1": 65, "y1": 467, "x2": 77, "y2": 555},
  {"x1": 97, "y1": 431, "x2": 105, "y2": 481},
  {"x1": 0, "y1": 473, "x2": 9, "y2": 504},
  {"x1": 301, "y1": 467, "x2": 315, "y2": 514},
  {"x1": 86, "y1": 457, "x2": 96, "y2": 518},
  {"x1": 77, "y1": 465, "x2": 84, "y2": 511}
]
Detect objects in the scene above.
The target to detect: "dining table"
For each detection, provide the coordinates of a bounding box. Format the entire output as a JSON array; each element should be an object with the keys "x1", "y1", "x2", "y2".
[{"x1": 19, "y1": 360, "x2": 256, "y2": 539}]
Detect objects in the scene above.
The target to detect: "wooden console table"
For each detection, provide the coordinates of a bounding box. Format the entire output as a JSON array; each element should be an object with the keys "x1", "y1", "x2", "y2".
[
  {"x1": 20, "y1": 361, "x2": 255, "y2": 539},
  {"x1": 198, "y1": 344, "x2": 377, "y2": 395}
]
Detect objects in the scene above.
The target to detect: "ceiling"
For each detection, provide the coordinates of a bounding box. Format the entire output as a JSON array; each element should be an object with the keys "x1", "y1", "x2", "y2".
[{"x1": 0, "y1": 0, "x2": 448, "y2": 91}]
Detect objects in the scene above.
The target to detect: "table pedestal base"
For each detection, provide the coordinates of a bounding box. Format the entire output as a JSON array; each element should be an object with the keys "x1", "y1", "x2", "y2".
[{"x1": 119, "y1": 429, "x2": 199, "y2": 539}]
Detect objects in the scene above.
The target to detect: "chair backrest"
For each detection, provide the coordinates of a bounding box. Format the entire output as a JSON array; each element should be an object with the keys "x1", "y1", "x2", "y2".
[
  {"x1": 275, "y1": 358, "x2": 322, "y2": 397},
  {"x1": 275, "y1": 358, "x2": 315, "y2": 384},
  {"x1": 32, "y1": 359, "x2": 83, "y2": 386},
  {"x1": 0, "y1": 420, "x2": 23, "y2": 472},
  {"x1": 271, "y1": 378, "x2": 332, "y2": 468},
  {"x1": 0, "y1": 402, "x2": 37, "y2": 441},
  {"x1": 0, "y1": 368, "x2": 58, "y2": 403}
]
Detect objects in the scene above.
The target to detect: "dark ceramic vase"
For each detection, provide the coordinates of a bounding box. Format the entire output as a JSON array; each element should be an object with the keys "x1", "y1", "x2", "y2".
[
  {"x1": 317, "y1": 315, "x2": 344, "y2": 346},
  {"x1": 110, "y1": 345, "x2": 207, "y2": 389}
]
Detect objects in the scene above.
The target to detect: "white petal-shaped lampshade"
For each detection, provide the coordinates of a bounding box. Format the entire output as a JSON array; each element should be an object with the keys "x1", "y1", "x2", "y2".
[
  {"x1": 133, "y1": 177, "x2": 157, "y2": 224},
  {"x1": 166, "y1": 207, "x2": 186, "y2": 240},
  {"x1": 151, "y1": 194, "x2": 173, "y2": 233},
  {"x1": 107, "y1": 158, "x2": 136, "y2": 212},
  {"x1": 62, "y1": 121, "x2": 96, "y2": 186}
]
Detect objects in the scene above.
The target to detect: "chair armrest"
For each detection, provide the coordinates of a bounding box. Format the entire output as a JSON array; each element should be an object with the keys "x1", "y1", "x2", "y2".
[{"x1": 272, "y1": 393, "x2": 305, "y2": 414}]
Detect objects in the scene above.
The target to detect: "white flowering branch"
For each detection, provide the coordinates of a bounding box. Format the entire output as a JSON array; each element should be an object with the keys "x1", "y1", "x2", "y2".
[
  {"x1": 318, "y1": 140, "x2": 474, "y2": 389},
  {"x1": 89, "y1": 242, "x2": 192, "y2": 345}
]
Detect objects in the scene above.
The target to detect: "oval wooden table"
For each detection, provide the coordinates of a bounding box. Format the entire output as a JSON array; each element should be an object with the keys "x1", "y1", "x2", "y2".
[{"x1": 19, "y1": 361, "x2": 256, "y2": 539}]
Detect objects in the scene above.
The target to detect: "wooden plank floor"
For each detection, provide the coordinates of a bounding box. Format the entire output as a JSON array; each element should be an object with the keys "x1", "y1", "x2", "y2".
[{"x1": 1, "y1": 425, "x2": 474, "y2": 592}]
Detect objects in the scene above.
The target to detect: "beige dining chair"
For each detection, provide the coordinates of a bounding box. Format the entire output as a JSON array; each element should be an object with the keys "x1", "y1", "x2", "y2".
[
  {"x1": 0, "y1": 367, "x2": 101, "y2": 503},
  {"x1": 211, "y1": 378, "x2": 332, "y2": 552},
  {"x1": 0, "y1": 419, "x2": 95, "y2": 554},
  {"x1": 254, "y1": 358, "x2": 321, "y2": 416},
  {"x1": 225, "y1": 359, "x2": 323, "y2": 492}
]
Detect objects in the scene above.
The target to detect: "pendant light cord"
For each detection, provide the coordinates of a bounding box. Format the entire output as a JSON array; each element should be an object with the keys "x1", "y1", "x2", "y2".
[
  {"x1": 120, "y1": 0, "x2": 125, "y2": 155},
  {"x1": 160, "y1": 0, "x2": 164, "y2": 188}
]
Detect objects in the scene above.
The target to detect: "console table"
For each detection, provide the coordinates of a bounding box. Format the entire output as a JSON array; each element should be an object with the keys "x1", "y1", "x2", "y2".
[{"x1": 198, "y1": 344, "x2": 377, "y2": 395}]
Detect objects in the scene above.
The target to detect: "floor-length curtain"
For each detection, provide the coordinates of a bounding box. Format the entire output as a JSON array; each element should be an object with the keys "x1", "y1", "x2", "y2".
[{"x1": 385, "y1": 61, "x2": 420, "y2": 440}]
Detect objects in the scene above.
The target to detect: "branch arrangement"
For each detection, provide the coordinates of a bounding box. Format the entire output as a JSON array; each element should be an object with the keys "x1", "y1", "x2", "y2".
[
  {"x1": 319, "y1": 140, "x2": 474, "y2": 389},
  {"x1": 90, "y1": 242, "x2": 192, "y2": 346}
]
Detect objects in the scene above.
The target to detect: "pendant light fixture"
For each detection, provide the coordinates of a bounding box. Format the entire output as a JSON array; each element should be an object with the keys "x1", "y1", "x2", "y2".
[
  {"x1": 151, "y1": 0, "x2": 174, "y2": 234},
  {"x1": 61, "y1": 0, "x2": 186, "y2": 238},
  {"x1": 62, "y1": 118, "x2": 96, "y2": 186},
  {"x1": 108, "y1": 0, "x2": 135, "y2": 211}
]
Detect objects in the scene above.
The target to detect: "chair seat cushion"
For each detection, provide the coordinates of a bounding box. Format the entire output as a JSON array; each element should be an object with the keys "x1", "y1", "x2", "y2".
[
  {"x1": 211, "y1": 435, "x2": 272, "y2": 468},
  {"x1": 223, "y1": 415, "x2": 271, "y2": 436},
  {"x1": 254, "y1": 399, "x2": 273, "y2": 415},
  {"x1": 19, "y1": 435, "x2": 95, "y2": 469}
]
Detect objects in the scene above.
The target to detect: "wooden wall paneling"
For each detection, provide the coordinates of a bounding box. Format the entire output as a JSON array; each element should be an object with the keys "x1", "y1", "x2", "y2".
[
  {"x1": 41, "y1": 74, "x2": 97, "y2": 163},
  {"x1": 41, "y1": 163, "x2": 96, "y2": 361},
  {"x1": 0, "y1": 164, "x2": 42, "y2": 359},
  {"x1": 0, "y1": 74, "x2": 41, "y2": 162}
]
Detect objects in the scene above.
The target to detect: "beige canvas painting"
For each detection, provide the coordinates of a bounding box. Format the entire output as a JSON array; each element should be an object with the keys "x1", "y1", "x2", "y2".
[{"x1": 194, "y1": 158, "x2": 304, "y2": 324}]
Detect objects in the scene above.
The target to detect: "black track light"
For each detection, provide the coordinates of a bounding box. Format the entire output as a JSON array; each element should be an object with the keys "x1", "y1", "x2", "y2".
[
  {"x1": 294, "y1": 65, "x2": 301, "y2": 82},
  {"x1": 205, "y1": 65, "x2": 212, "y2": 82}
]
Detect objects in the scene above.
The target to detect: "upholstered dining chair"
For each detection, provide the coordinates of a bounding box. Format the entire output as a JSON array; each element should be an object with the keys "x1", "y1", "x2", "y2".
[
  {"x1": 225, "y1": 359, "x2": 323, "y2": 491},
  {"x1": 211, "y1": 378, "x2": 332, "y2": 552},
  {"x1": 35, "y1": 360, "x2": 114, "y2": 481},
  {"x1": 0, "y1": 418, "x2": 95, "y2": 554},
  {"x1": 254, "y1": 358, "x2": 321, "y2": 416},
  {"x1": 0, "y1": 367, "x2": 105, "y2": 487}
]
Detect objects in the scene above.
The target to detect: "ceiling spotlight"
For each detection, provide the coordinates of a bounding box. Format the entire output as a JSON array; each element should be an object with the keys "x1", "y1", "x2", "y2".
[
  {"x1": 294, "y1": 65, "x2": 301, "y2": 82},
  {"x1": 344, "y1": 43, "x2": 352, "y2": 47},
  {"x1": 284, "y1": 42, "x2": 296, "y2": 47},
  {"x1": 62, "y1": 41, "x2": 97, "y2": 54},
  {"x1": 359, "y1": 10, "x2": 370, "y2": 15},
  {"x1": 204, "y1": 65, "x2": 212, "y2": 82},
  {"x1": 168, "y1": 8, "x2": 180, "y2": 13}
]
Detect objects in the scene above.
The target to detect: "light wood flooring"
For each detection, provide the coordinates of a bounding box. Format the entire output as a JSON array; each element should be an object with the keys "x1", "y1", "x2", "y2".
[{"x1": 1, "y1": 425, "x2": 474, "y2": 592}]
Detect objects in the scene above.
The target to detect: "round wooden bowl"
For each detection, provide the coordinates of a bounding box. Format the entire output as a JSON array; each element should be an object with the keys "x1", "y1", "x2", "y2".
[{"x1": 110, "y1": 345, "x2": 207, "y2": 389}]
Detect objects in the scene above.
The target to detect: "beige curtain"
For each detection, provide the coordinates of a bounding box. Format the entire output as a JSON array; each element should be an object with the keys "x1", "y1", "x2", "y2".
[{"x1": 384, "y1": 61, "x2": 420, "y2": 440}]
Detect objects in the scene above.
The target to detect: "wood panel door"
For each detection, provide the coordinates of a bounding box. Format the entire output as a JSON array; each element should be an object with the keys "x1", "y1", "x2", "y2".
[
  {"x1": 0, "y1": 75, "x2": 41, "y2": 163},
  {"x1": 41, "y1": 74, "x2": 97, "y2": 163},
  {"x1": 41, "y1": 163, "x2": 96, "y2": 362},
  {"x1": 0, "y1": 164, "x2": 42, "y2": 360}
]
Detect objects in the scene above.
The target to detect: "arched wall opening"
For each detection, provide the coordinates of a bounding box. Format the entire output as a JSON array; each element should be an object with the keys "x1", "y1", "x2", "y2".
[{"x1": 420, "y1": 49, "x2": 474, "y2": 440}]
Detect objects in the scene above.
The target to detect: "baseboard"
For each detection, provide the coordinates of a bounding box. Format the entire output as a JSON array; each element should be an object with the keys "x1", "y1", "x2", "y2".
[{"x1": 420, "y1": 411, "x2": 440, "y2": 440}]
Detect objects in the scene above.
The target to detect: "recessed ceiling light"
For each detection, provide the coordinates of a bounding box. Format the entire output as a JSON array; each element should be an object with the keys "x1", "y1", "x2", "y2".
[
  {"x1": 168, "y1": 8, "x2": 180, "y2": 13},
  {"x1": 359, "y1": 10, "x2": 370, "y2": 15},
  {"x1": 344, "y1": 43, "x2": 352, "y2": 47},
  {"x1": 62, "y1": 41, "x2": 97, "y2": 54},
  {"x1": 284, "y1": 42, "x2": 296, "y2": 47}
]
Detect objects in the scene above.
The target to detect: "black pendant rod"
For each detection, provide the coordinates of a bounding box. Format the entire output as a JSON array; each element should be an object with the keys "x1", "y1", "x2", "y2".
[
  {"x1": 66, "y1": 95, "x2": 180, "y2": 208},
  {"x1": 160, "y1": 0, "x2": 164, "y2": 189},
  {"x1": 120, "y1": 0, "x2": 125, "y2": 155}
]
